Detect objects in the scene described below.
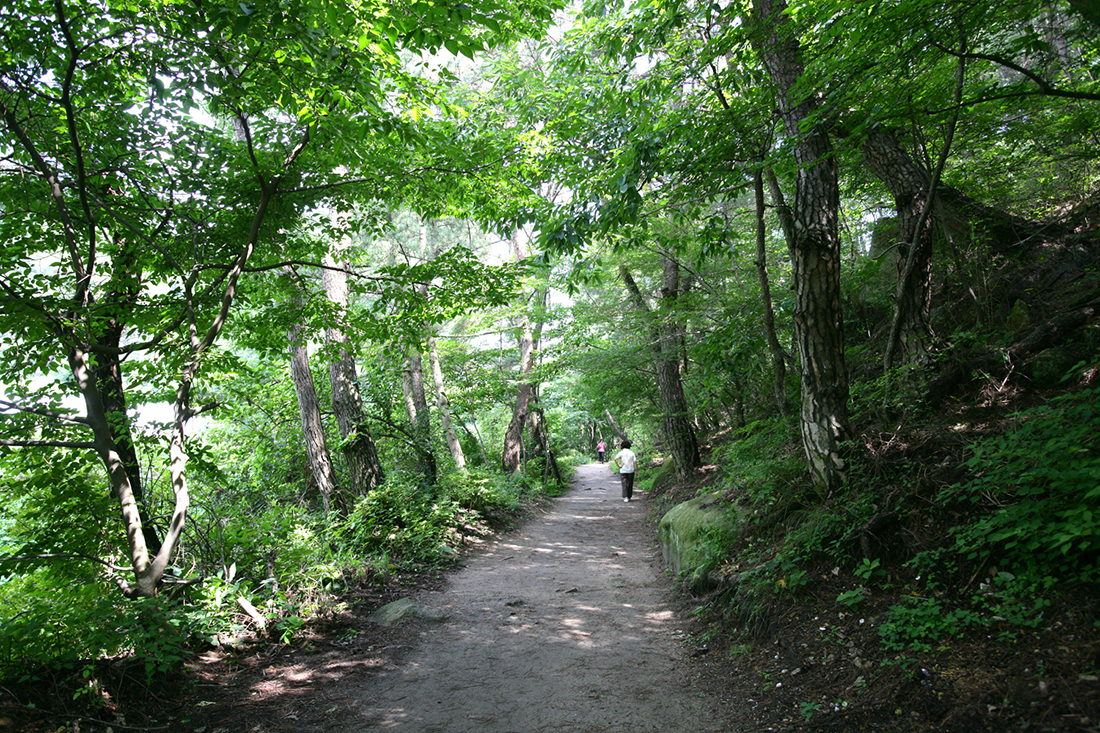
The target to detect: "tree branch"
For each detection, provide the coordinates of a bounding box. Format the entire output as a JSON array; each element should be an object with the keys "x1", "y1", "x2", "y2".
[
  {"x1": 184, "y1": 400, "x2": 220, "y2": 419},
  {"x1": 0, "y1": 439, "x2": 96, "y2": 449},
  {"x1": 0, "y1": 552, "x2": 128, "y2": 573},
  {"x1": 0, "y1": 398, "x2": 90, "y2": 425},
  {"x1": 929, "y1": 40, "x2": 1100, "y2": 102},
  {"x1": 53, "y1": 0, "x2": 98, "y2": 296},
  {"x1": 884, "y1": 34, "x2": 966, "y2": 370}
]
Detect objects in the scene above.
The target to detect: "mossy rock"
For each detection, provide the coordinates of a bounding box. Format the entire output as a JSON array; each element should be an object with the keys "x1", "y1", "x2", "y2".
[
  {"x1": 658, "y1": 492, "x2": 739, "y2": 583},
  {"x1": 648, "y1": 459, "x2": 676, "y2": 491},
  {"x1": 369, "y1": 598, "x2": 448, "y2": 626}
]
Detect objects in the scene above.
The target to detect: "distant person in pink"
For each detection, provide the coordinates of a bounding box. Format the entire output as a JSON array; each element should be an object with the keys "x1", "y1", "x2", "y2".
[{"x1": 596, "y1": 439, "x2": 606, "y2": 463}]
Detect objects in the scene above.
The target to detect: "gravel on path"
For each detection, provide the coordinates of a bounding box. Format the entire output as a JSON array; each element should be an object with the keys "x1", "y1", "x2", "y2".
[{"x1": 350, "y1": 463, "x2": 736, "y2": 732}]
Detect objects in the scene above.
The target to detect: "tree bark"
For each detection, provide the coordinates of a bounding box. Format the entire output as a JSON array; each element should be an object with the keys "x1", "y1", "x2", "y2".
[
  {"x1": 69, "y1": 346, "x2": 155, "y2": 596},
  {"x1": 321, "y1": 255, "x2": 384, "y2": 501},
  {"x1": 605, "y1": 410, "x2": 627, "y2": 442},
  {"x1": 403, "y1": 340, "x2": 437, "y2": 485},
  {"x1": 428, "y1": 334, "x2": 466, "y2": 472},
  {"x1": 95, "y1": 238, "x2": 164, "y2": 555},
  {"x1": 502, "y1": 316, "x2": 538, "y2": 474},
  {"x1": 528, "y1": 400, "x2": 562, "y2": 484},
  {"x1": 620, "y1": 261, "x2": 702, "y2": 477},
  {"x1": 502, "y1": 232, "x2": 552, "y2": 476},
  {"x1": 752, "y1": 0, "x2": 850, "y2": 491},
  {"x1": 755, "y1": 167, "x2": 790, "y2": 415},
  {"x1": 288, "y1": 310, "x2": 338, "y2": 515},
  {"x1": 860, "y1": 128, "x2": 938, "y2": 366}
]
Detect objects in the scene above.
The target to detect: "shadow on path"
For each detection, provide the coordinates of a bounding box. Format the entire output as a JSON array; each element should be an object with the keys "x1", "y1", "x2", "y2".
[{"x1": 348, "y1": 463, "x2": 734, "y2": 732}]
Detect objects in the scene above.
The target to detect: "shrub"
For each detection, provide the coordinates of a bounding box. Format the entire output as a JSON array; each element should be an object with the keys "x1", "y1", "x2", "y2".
[
  {"x1": 333, "y1": 478, "x2": 463, "y2": 567},
  {"x1": 437, "y1": 467, "x2": 520, "y2": 514},
  {"x1": 944, "y1": 387, "x2": 1100, "y2": 584},
  {"x1": 0, "y1": 576, "x2": 189, "y2": 682}
]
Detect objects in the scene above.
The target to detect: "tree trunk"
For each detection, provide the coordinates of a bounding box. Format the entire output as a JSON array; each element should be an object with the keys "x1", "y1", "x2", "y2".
[
  {"x1": 755, "y1": 167, "x2": 790, "y2": 415},
  {"x1": 752, "y1": 0, "x2": 850, "y2": 491},
  {"x1": 322, "y1": 255, "x2": 384, "y2": 501},
  {"x1": 605, "y1": 410, "x2": 628, "y2": 442},
  {"x1": 428, "y1": 334, "x2": 466, "y2": 472},
  {"x1": 502, "y1": 232, "x2": 550, "y2": 475},
  {"x1": 95, "y1": 243, "x2": 163, "y2": 556},
  {"x1": 403, "y1": 347, "x2": 430, "y2": 425},
  {"x1": 288, "y1": 316, "x2": 338, "y2": 515},
  {"x1": 860, "y1": 127, "x2": 937, "y2": 365},
  {"x1": 403, "y1": 340, "x2": 437, "y2": 485},
  {"x1": 502, "y1": 321, "x2": 537, "y2": 474},
  {"x1": 69, "y1": 345, "x2": 157, "y2": 596},
  {"x1": 620, "y1": 261, "x2": 702, "y2": 477}
]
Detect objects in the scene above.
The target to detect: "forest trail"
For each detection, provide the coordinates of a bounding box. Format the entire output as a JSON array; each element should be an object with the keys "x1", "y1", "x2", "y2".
[{"x1": 345, "y1": 462, "x2": 736, "y2": 732}]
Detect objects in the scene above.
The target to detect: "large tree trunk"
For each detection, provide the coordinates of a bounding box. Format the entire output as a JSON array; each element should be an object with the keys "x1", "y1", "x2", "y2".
[
  {"x1": 755, "y1": 167, "x2": 790, "y2": 416},
  {"x1": 526, "y1": 399, "x2": 562, "y2": 484},
  {"x1": 860, "y1": 127, "x2": 937, "y2": 365},
  {"x1": 288, "y1": 316, "x2": 339, "y2": 515},
  {"x1": 752, "y1": 0, "x2": 850, "y2": 491},
  {"x1": 501, "y1": 317, "x2": 538, "y2": 474},
  {"x1": 321, "y1": 256, "x2": 384, "y2": 501},
  {"x1": 502, "y1": 232, "x2": 551, "y2": 475},
  {"x1": 620, "y1": 260, "x2": 702, "y2": 477},
  {"x1": 69, "y1": 346, "x2": 156, "y2": 596},
  {"x1": 427, "y1": 335, "x2": 466, "y2": 472},
  {"x1": 95, "y1": 239, "x2": 164, "y2": 556}
]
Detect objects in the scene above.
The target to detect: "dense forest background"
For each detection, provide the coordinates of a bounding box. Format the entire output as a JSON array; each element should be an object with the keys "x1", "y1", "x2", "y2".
[{"x1": 1, "y1": 0, "x2": 1097, "y2": 729}]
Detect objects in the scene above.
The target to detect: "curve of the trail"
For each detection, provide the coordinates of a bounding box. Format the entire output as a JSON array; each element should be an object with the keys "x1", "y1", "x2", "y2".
[{"x1": 352, "y1": 463, "x2": 732, "y2": 732}]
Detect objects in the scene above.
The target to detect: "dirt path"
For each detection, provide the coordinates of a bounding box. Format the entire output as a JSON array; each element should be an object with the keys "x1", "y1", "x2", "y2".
[{"x1": 346, "y1": 463, "x2": 735, "y2": 732}]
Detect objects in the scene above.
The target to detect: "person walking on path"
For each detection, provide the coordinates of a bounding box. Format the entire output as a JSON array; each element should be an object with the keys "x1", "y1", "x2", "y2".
[
  {"x1": 612, "y1": 439, "x2": 637, "y2": 502},
  {"x1": 596, "y1": 439, "x2": 606, "y2": 463}
]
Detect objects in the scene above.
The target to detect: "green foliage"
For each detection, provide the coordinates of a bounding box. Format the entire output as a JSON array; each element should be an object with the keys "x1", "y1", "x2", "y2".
[
  {"x1": 855, "y1": 558, "x2": 884, "y2": 583},
  {"x1": 836, "y1": 588, "x2": 868, "y2": 609},
  {"x1": 878, "y1": 598, "x2": 980, "y2": 653},
  {"x1": 436, "y1": 467, "x2": 522, "y2": 514},
  {"x1": 847, "y1": 360, "x2": 926, "y2": 422},
  {"x1": 944, "y1": 388, "x2": 1100, "y2": 582},
  {"x1": 0, "y1": 578, "x2": 187, "y2": 682},
  {"x1": 713, "y1": 419, "x2": 804, "y2": 503},
  {"x1": 333, "y1": 470, "x2": 528, "y2": 567},
  {"x1": 876, "y1": 580, "x2": 1053, "y2": 654},
  {"x1": 774, "y1": 558, "x2": 812, "y2": 594},
  {"x1": 0, "y1": 448, "x2": 119, "y2": 568},
  {"x1": 877, "y1": 391, "x2": 1099, "y2": 653}
]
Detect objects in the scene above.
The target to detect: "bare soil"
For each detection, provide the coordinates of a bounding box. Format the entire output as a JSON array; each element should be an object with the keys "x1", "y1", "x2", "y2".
[{"x1": 164, "y1": 462, "x2": 741, "y2": 732}]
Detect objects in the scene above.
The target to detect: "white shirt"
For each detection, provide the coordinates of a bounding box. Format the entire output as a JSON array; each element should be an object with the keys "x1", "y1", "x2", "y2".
[{"x1": 614, "y1": 448, "x2": 637, "y2": 474}]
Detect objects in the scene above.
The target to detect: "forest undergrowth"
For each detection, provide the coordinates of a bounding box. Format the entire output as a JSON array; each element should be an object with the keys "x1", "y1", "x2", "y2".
[
  {"x1": 645, "y1": 239, "x2": 1100, "y2": 732},
  {"x1": 3, "y1": 251, "x2": 1099, "y2": 733}
]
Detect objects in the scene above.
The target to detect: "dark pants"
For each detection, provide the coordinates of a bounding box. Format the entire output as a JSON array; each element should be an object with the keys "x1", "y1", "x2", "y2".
[
  {"x1": 620, "y1": 471, "x2": 635, "y2": 499},
  {"x1": 598, "y1": 451, "x2": 605, "y2": 462}
]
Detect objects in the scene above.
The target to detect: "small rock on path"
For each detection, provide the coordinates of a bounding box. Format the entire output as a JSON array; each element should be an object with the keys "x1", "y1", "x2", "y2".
[{"x1": 350, "y1": 463, "x2": 735, "y2": 732}]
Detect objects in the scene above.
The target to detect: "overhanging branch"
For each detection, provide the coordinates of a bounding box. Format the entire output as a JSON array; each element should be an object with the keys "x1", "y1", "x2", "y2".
[
  {"x1": 0, "y1": 438, "x2": 96, "y2": 449},
  {"x1": 0, "y1": 398, "x2": 90, "y2": 425}
]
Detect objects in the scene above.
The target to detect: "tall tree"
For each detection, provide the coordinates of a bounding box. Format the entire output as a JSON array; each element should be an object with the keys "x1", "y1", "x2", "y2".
[
  {"x1": 751, "y1": 0, "x2": 850, "y2": 491},
  {"x1": 620, "y1": 260, "x2": 702, "y2": 477},
  {"x1": 754, "y1": 168, "x2": 790, "y2": 416},
  {"x1": 428, "y1": 335, "x2": 467, "y2": 472},
  {"x1": 286, "y1": 286, "x2": 340, "y2": 515},
  {"x1": 322, "y1": 254, "x2": 385, "y2": 497},
  {"x1": 0, "y1": 0, "x2": 562, "y2": 596},
  {"x1": 501, "y1": 232, "x2": 555, "y2": 475}
]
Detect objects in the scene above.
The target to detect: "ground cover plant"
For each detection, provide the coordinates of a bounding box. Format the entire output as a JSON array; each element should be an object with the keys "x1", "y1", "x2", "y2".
[{"x1": 3, "y1": 0, "x2": 1100, "y2": 729}]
